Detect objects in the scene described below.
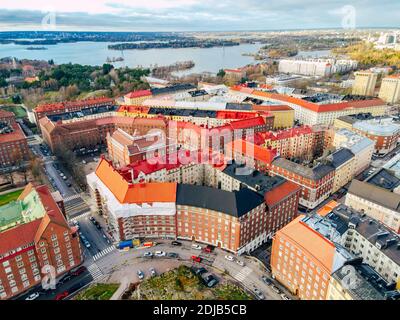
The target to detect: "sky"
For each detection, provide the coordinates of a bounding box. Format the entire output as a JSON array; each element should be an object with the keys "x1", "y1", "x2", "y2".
[{"x1": 0, "y1": 0, "x2": 399, "y2": 32}]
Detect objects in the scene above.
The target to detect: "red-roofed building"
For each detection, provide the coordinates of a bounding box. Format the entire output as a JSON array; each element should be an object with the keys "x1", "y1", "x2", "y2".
[
  {"x1": 230, "y1": 86, "x2": 388, "y2": 125},
  {"x1": 33, "y1": 97, "x2": 114, "y2": 124},
  {"x1": 124, "y1": 90, "x2": 153, "y2": 105},
  {"x1": 0, "y1": 184, "x2": 82, "y2": 299},
  {"x1": 0, "y1": 114, "x2": 29, "y2": 167}
]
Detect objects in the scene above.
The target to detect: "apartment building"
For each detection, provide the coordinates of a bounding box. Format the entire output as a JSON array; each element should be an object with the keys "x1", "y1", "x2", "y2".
[
  {"x1": 0, "y1": 184, "x2": 82, "y2": 299},
  {"x1": 327, "y1": 148, "x2": 355, "y2": 193},
  {"x1": 270, "y1": 214, "x2": 353, "y2": 300},
  {"x1": 352, "y1": 71, "x2": 378, "y2": 96},
  {"x1": 87, "y1": 157, "x2": 300, "y2": 254},
  {"x1": 332, "y1": 129, "x2": 375, "y2": 175},
  {"x1": 251, "y1": 105, "x2": 294, "y2": 129},
  {"x1": 0, "y1": 113, "x2": 29, "y2": 167},
  {"x1": 33, "y1": 97, "x2": 114, "y2": 125},
  {"x1": 107, "y1": 129, "x2": 176, "y2": 167},
  {"x1": 345, "y1": 179, "x2": 400, "y2": 233},
  {"x1": 379, "y1": 75, "x2": 400, "y2": 104},
  {"x1": 230, "y1": 86, "x2": 388, "y2": 126},
  {"x1": 123, "y1": 90, "x2": 153, "y2": 105}
]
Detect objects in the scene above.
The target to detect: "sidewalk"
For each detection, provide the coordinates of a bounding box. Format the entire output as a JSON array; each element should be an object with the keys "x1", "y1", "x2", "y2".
[{"x1": 110, "y1": 277, "x2": 130, "y2": 300}]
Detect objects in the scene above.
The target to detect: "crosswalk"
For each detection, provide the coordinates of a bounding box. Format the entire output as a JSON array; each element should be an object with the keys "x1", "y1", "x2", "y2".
[
  {"x1": 234, "y1": 266, "x2": 253, "y2": 282},
  {"x1": 87, "y1": 263, "x2": 103, "y2": 281},
  {"x1": 93, "y1": 245, "x2": 116, "y2": 261},
  {"x1": 64, "y1": 194, "x2": 81, "y2": 202},
  {"x1": 69, "y1": 211, "x2": 91, "y2": 223}
]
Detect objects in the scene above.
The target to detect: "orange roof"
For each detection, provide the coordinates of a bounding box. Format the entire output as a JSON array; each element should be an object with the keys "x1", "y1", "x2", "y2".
[
  {"x1": 0, "y1": 109, "x2": 16, "y2": 119},
  {"x1": 317, "y1": 200, "x2": 339, "y2": 217},
  {"x1": 35, "y1": 97, "x2": 114, "y2": 113},
  {"x1": 125, "y1": 90, "x2": 152, "y2": 99},
  {"x1": 231, "y1": 86, "x2": 385, "y2": 113},
  {"x1": 95, "y1": 158, "x2": 176, "y2": 203},
  {"x1": 227, "y1": 139, "x2": 277, "y2": 164},
  {"x1": 265, "y1": 180, "x2": 300, "y2": 207},
  {"x1": 117, "y1": 105, "x2": 150, "y2": 114},
  {"x1": 278, "y1": 215, "x2": 336, "y2": 272},
  {"x1": 252, "y1": 104, "x2": 293, "y2": 112}
]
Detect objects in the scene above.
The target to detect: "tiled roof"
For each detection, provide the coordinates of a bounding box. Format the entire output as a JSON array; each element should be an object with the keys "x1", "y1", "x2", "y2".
[
  {"x1": 35, "y1": 97, "x2": 114, "y2": 113},
  {"x1": 228, "y1": 139, "x2": 278, "y2": 164},
  {"x1": 252, "y1": 105, "x2": 294, "y2": 112},
  {"x1": 0, "y1": 122, "x2": 26, "y2": 144}
]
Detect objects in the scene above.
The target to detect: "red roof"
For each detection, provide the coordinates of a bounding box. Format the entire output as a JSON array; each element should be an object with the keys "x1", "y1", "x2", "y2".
[
  {"x1": 231, "y1": 86, "x2": 385, "y2": 113},
  {"x1": 0, "y1": 109, "x2": 15, "y2": 118},
  {"x1": 0, "y1": 122, "x2": 26, "y2": 144},
  {"x1": 261, "y1": 126, "x2": 314, "y2": 141},
  {"x1": 117, "y1": 105, "x2": 150, "y2": 114},
  {"x1": 229, "y1": 116, "x2": 266, "y2": 130},
  {"x1": 35, "y1": 97, "x2": 114, "y2": 113},
  {"x1": 227, "y1": 139, "x2": 277, "y2": 164},
  {"x1": 125, "y1": 90, "x2": 152, "y2": 99},
  {"x1": 265, "y1": 180, "x2": 300, "y2": 207}
]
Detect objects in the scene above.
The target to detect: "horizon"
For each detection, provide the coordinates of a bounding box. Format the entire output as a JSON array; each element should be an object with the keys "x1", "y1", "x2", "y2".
[{"x1": 0, "y1": 0, "x2": 399, "y2": 32}]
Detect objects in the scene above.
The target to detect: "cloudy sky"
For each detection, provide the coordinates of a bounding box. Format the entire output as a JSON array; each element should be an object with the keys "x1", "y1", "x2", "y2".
[{"x1": 0, "y1": 0, "x2": 398, "y2": 31}]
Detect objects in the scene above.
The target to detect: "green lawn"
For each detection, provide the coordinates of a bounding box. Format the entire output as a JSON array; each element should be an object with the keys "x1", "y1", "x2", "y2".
[
  {"x1": 0, "y1": 190, "x2": 23, "y2": 207},
  {"x1": 0, "y1": 106, "x2": 27, "y2": 119},
  {"x1": 74, "y1": 283, "x2": 119, "y2": 300}
]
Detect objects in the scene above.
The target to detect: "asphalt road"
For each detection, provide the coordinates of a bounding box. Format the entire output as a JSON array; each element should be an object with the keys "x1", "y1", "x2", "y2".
[{"x1": 77, "y1": 216, "x2": 112, "y2": 258}]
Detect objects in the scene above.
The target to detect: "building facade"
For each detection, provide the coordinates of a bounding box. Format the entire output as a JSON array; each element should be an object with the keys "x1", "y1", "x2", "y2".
[
  {"x1": 352, "y1": 71, "x2": 378, "y2": 96},
  {"x1": 379, "y1": 75, "x2": 400, "y2": 104}
]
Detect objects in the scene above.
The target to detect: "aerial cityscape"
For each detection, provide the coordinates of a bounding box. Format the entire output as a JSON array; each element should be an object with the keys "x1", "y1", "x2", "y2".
[{"x1": 0, "y1": 0, "x2": 400, "y2": 308}]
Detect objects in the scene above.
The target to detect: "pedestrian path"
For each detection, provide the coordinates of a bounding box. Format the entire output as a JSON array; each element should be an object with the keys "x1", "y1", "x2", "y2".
[
  {"x1": 63, "y1": 194, "x2": 81, "y2": 202},
  {"x1": 234, "y1": 266, "x2": 253, "y2": 282},
  {"x1": 87, "y1": 263, "x2": 103, "y2": 281},
  {"x1": 69, "y1": 211, "x2": 91, "y2": 223},
  {"x1": 93, "y1": 245, "x2": 116, "y2": 261}
]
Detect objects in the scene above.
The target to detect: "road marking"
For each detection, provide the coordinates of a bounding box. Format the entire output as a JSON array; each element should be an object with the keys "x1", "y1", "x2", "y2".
[
  {"x1": 64, "y1": 194, "x2": 81, "y2": 202},
  {"x1": 93, "y1": 245, "x2": 116, "y2": 261},
  {"x1": 69, "y1": 211, "x2": 91, "y2": 222},
  {"x1": 234, "y1": 266, "x2": 253, "y2": 282},
  {"x1": 87, "y1": 263, "x2": 103, "y2": 281}
]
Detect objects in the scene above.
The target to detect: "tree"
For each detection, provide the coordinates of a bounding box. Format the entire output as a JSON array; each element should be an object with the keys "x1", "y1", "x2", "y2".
[
  {"x1": 217, "y1": 69, "x2": 226, "y2": 78},
  {"x1": 102, "y1": 64, "x2": 114, "y2": 75}
]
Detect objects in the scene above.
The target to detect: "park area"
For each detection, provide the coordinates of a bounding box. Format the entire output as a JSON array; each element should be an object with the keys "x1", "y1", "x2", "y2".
[
  {"x1": 0, "y1": 189, "x2": 23, "y2": 206},
  {"x1": 74, "y1": 283, "x2": 119, "y2": 300},
  {"x1": 123, "y1": 265, "x2": 252, "y2": 300}
]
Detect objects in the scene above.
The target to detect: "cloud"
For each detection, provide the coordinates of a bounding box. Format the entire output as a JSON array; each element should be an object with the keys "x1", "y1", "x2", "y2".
[{"x1": 0, "y1": 0, "x2": 398, "y2": 31}]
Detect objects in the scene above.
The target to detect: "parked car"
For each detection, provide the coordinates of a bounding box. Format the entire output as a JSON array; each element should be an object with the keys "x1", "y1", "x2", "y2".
[
  {"x1": 253, "y1": 288, "x2": 265, "y2": 300},
  {"x1": 224, "y1": 255, "x2": 234, "y2": 261},
  {"x1": 191, "y1": 244, "x2": 202, "y2": 250},
  {"x1": 236, "y1": 260, "x2": 245, "y2": 267},
  {"x1": 205, "y1": 275, "x2": 219, "y2": 288},
  {"x1": 167, "y1": 252, "x2": 179, "y2": 258},
  {"x1": 203, "y1": 245, "x2": 215, "y2": 253},
  {"x1": 137, "y1": 270, "x2": 144, "y2": 280},
  {"x1": 54, "y1": 291, "x2": 69, "y2": 300},
  {"x1": 71, "y1": 266, "x2": 86, "y2": 276},
  {"x1": 143, "y1": 252, "x2": 153, "y2": 258},
  {"x1": 194, "y1": 267, "x2": 207, "y2": 275},
  {"x1": 281, "y1": 293, "x2": 291, "y2": 300},
  {"x1": 154, "y1": 251, "x2": 166, "y2": 257},
  {"x1": 25, "y1": 292, "x2": 39, "y2": 300},
  {"x1": 261, "y1": 276, "x2": 272, "y2": 285},
  {"x1": 191, "y1": 255, "x2": 202, "y2": 263},
  {"x1": 149, "y1": 267, "x2": 157, "y2": 277},
  {"x1": 271, "y1": 285, "x2": 282, "y2": 294},
  {"x1": 171, "y1": 241, "x2": 182, "y2": 246},
  {"x1": 59, "y1": 274, "x2": 71, "y2": 284}
]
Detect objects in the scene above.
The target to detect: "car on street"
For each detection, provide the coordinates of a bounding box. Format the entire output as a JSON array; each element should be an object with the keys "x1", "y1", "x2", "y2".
[
  {"x1": 261, "y1": 276, "x2": 272, "y2": 285},
  {"x1": 236, "y1": 260, "x2": 245, "y2": 267},
  {"x1": 143, "y1": 252, "x2": 153, "y2": 258},
  {"x1": 154, "y1": 251, "x2": 166, "y2": 257},
  {"x1": 281, "y1": 294, "x2": 291, "y2": 300},
  {"x1": 54, "y1": 291, "x2": 69, "y2": 300},
  {"x1": 59, "y1": 274, "x2": 72, "y2": 284},
  {"x1": 271, "y1": 285, "x2": 282, "y2": 294},
  {"x1": 137, "y1": 270, "x2": 145, "y2": 280},
  {"x1": 25, "y1": 292, "x2": 39, "y2": 300},
  {"x1": 191, "y1": 244, "x2": 202, "y2": 250},
  {"x1": 171, "y1": 241, "x2": 182, "y2": 246},
  {"x1": 71, "y1": 266, "x2": 87, "y2": 276},
  {"x1": 167, "y1": 252, "x2": 179, "y2": 258},
  {"x1": 253, "y1": 288, "x2": 265, "y2": 300},
  {"x1": 224, "y1": 255, "x2": 234, "y2": 261},
  {"x1": 191, "y1": 255, "x2": 202, "y2": 263},
  {"x1": 203, "y1": 245, "x2": 215, "y2": 253},
  {"x1": 149, "y1": 267, "x2": 157, "y2": 277}
]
